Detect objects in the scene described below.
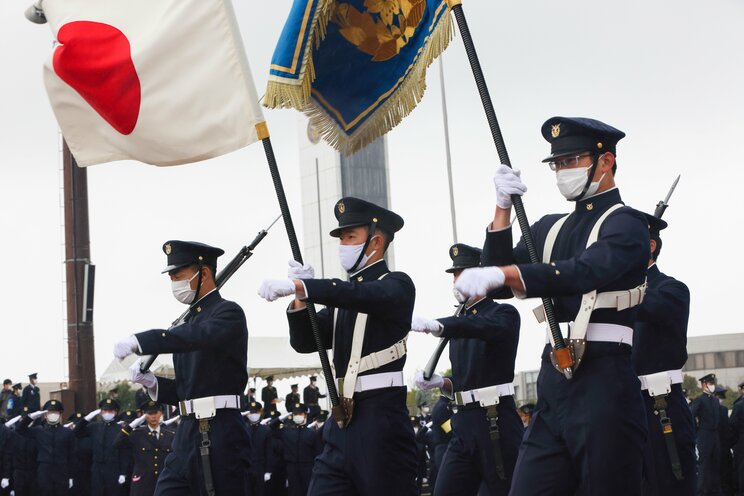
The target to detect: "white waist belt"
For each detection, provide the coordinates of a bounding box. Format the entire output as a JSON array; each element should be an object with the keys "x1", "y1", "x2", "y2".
[
  {"x1": 639, "y1": 369, "x2": 683, "y2": 397},
  {"x1": 545, "y1": 323, "x2": 633, "y2": 345},
  {"x1": 179, "y1": 395, "x2": 241, "y2": 418},
  {"x1": 337, "y1": 371, "x2": 404, "y2": 394},
  {"x1": 454, "y1": 383, "x2": 515, "y2": 407}
]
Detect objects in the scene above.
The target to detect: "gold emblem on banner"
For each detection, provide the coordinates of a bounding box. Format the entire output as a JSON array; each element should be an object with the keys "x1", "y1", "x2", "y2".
[
  {"x1": 334, "y1": 0, "x2": 426, "y2": 62},
  {"x1": 551, "y1": 124, "x2": 561, "y2": 138},
  {"x1": 165, "y1": 243, "x2": 172, "y2": 255}
]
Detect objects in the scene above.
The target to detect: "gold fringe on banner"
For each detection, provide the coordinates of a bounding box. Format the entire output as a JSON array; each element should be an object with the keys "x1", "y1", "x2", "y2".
[
  {"x1": 265, "y1": 0, "x2": 335, "y2": 110},
  {"x1": 306, "y1": 12, "x2": 453, "y2": 155}
]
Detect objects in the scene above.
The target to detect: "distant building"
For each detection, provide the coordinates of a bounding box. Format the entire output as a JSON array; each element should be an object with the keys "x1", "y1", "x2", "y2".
[
  {"x1": 297, "y1": 117, "x2": 394, "y2": 279},
  {"x1": 683, "y1": 333, "x2": 744, "y2": 388},
  {"x1": 513, "y1": 369, "x2": 539, "y2": 405}
]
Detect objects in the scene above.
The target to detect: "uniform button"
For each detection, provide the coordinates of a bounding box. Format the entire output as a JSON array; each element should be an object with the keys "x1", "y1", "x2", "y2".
[
  {"x1": 154, "y1": 464, "x2": 158, "y2": 467},
  {"x1": 161, "y1": 333, "x2": 166, "y2": 337},
  {"x1": 197, "y1": 307, "x2": 202, "y2": 313},
  {"x1": 142, "y1": 448, "x2": 146, "y2": 451},
  {"x1": 555, "y1": 270, "x2": 560, "y2": 275},
  {"x1": 154, "y1": 456, "x2": 158, "y2": 459},
  {"x1": 155, "y1": 471, "x2": 158, "y2": 475}
]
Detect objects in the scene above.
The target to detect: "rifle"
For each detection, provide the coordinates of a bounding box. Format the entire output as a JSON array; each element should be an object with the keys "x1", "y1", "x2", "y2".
[
  {"x1": 139, "y1": 214, "x2": 282, "y2": 373},
  {"x1": 422, "y1": 302, "x2": 466, "y2": 381},
  {"x1": 654, "y1": 175, "x2": 680, "y2": 219}
]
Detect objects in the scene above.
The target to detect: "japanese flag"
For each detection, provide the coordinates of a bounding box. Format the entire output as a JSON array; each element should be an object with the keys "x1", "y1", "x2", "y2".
[{"x1": 41, "y1": 0, "x2": 265, "y2": 166}]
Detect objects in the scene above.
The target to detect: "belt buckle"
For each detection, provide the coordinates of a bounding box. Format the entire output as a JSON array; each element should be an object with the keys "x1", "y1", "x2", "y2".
[
  {"x1": 454, "y1": 391, "x2": 464, "y2": 406},
  {"x1": 645, "y1": 372, "x2": 672, "y2": 397},
  {"x1": 192, "y1": 397, "x2": 216, "y2": 420}
]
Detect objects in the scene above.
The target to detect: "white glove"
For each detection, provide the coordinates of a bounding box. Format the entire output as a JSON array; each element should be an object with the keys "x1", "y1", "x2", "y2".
[
  {"x1": 260, "y1": 418, "x2": 271, "y2": 425},
  {"x1": 454, "y1": 267, "x2": 506, "y2": 298},
  {"x1": 128, "y1": 360, "x2": 158, "y2": 389},
  {"x1": 415, "y1": 370, "x2": 444, "y2": 391},
  {"x1": 279, "y1": 411, "x2": 292, "y2": 421},
  {"x1": 69, "y1": 479, "x2": 73, "y2": 489},
  {"x1": 84, "y1": 409, "x2": 101, "y2": 422},
  {"x1": 264, "y1": 472, "x2": 272, "y2": 482},
  {"x1": 1, "y1": 478, "x2": 9, "y2": 489},
  {"x1": 285, "y1": 479, "x2": 289, "y2": 488},
  {"x1": 129, "y1": 415, "x2": 147, "y2": 429},
  {"x1": 114, "y1": 335, "x2": 140, "y2": 360},
  {"x1": 257, "y1": 279, "x2": 296, "y2": 302},
  {"x1": 28, "y1": 410, "x2": 47, "y2": 420},
  {"x1": 411, "y1": 317, "x2": 443, "y2": 334},
  {"x1": 493, "y1": 164, "x2": 527, "y2": 209},
  {"x1": 164, "y1": 415, "x2": 180, "y2": 426},
  {"x1": 288, "y1": 260, "x2": 315, "y2": 279},
  {"x1": 118, "y1": 475, "x2": 126, "y2": 485}
]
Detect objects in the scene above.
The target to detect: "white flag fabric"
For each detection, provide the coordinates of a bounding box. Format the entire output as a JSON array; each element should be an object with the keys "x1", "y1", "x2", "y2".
[{"x1": 41, "y1": 0, "x2": 265, "y2": 167}]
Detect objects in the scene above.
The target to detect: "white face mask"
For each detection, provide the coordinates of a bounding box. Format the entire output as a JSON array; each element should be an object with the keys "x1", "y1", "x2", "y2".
[
  {"x1": 292, "y1": 415, "x2": 306, "y2": 426},
  {"x1": 453, "y1": 287, "x2": 468, "y2": 304},
  {"x1": 247, "y1": 413, "x2": 261, "y2": 423},
  {"x1": 101, "y1": 412, "x2": 116, "y2": 422},
  {"x1": 46, "y1": 412, "x2": 60, "y2": 425},
  {"x1": 556, "y1": 165, "x2": 605, "y2": 201},
  {"x1": 338, "y1": 242, "x2": 376, "y2": 273},
  {"x1": 706, "y1": 384, "x2": 716, "y2": 394},
  {"x1": 171, "y1": 270, "x2": 200, "y2": 304}
]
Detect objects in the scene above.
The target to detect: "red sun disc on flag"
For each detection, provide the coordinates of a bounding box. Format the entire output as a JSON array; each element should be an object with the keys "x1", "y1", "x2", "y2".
[{"x1": 53, "y1": 21, "x2": 141, "y2": 135}]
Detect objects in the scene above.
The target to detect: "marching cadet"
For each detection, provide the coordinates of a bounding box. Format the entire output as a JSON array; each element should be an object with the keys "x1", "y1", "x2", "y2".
[
  {"x1": 7, "y1": 410, "x2": 38, "y2": 496},
  {"x1": 68, "y1": 412, "x2": 93, "y2": 496},
  {"x1": 265, "y1": 410, "x2": 288, "y2": 496},
  {"x1": 16, "y1": 400, "x2": 75, "y2": 495},
  {"x1": 0, "y1": 380, "x2": 12, "y2": 421},
  {"x1": 21, "y1": 374, "x2": 39, "y2": 413},
  {"x1": 6, "y1": 384, "x2": 23, "y2": 419},
  {"x1": 303, "y1": 377, "x2": 326, "y2": 420},
  {"x1": 278, "y1": 403, "x2": 322, "y2": 496},
  {"x1": 691, "y1": 374, "x2": 723, "y2": 495},
  {"x1": 114, "y1": 240, "x2": 251, "y2": 495},
  {"x1": 259, "y1": 197, "x2": 418, "y2": 495},
  {"x1": 730, "y1": 381, "x2": 744, "y2": 496},
  {"x1": 455, "y1": 117, "x2": 650, "y2": 495},
  {"x1": 76, "y1": 399, "x2": 128, "y2": 495},
  {"x1": 429, "y1": 396, "x2": 453, "y2": 481},
  {"x1": 244, "y1": 401, "x2": 273, "y2": 496},
  {"x1": 262, "y1": 376, "x2": 280, "y2": 417},
  {"x1": 414, "y1": 243, "x2": 522, "y2": 495},
  {"x1": 114, "y1": 400, "x2": 175, "y2": 496},
  {"x1": 284, "y1": 385, "x2": 300, "y2": 413},
  {"x1": 716, "y1": 387, "x2": 734, "y2": 496},
  {"x1": 632, "y1": 213, "x2": 696, "y2": 495}
]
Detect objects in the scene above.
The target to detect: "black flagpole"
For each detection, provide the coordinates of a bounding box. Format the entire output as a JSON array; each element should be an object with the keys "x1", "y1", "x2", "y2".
[
  {"x1": 257, "y1": 124, "x2": 341, "y2": 406},
  {"x1": 448, "y1": 0, "x2": 574, "y2": 379}
]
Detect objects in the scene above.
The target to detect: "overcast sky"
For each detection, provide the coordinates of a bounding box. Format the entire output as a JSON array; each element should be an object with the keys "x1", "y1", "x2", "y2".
[{"x1": 1, "y1": 0, "x2": 743, "y2": 396}]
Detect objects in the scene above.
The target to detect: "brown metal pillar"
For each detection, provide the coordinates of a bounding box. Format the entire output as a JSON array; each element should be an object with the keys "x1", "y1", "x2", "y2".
[{"x1": 63, "y1": 140, "x2": 96, "y2": 413}]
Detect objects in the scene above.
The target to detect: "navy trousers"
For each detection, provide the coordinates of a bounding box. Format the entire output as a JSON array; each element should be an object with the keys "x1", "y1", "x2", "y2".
[
  {"x1": 286, "y1": 462, "x2": 312, "y2": 496},
  {"x1": 154, "y1": 409, "x2": 251, "y2": 496},
  {"x1": 308, "y1": 387, "x2": 418, "y2": 496},
  {"x1": 696, "y1": 429, "x2": 722, "y2": 496},
  {"x1": 434, "y1": 397, "x2": 523, "y2": 496},
  {"x1": 639, "y1": 385, "x2": 696, "y2": 496},
  {"x1": 509, "y1": 345, "x2": 647, "y2": 496}
]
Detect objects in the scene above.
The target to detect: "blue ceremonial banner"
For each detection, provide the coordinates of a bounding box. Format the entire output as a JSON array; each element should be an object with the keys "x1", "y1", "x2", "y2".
[{"x1": 266, "y1": 0, "x2": 452, "y2": 154}]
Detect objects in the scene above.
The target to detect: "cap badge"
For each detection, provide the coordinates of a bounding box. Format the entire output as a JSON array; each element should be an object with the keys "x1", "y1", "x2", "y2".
[
  {"x1": 51, "y1": 400, "x2": 56, "y2": 405},
  {"x1": 551, "y1": 123, "x2": 561, "y2": 138},
  {"x1": 452, "y1": 246, "x2": 459, "y2": 257},
  {"x1": 338, "y1": 201, "x2": 346, "y2": 214},
  {"x1": 586, "y1": 203, "x2": 593, "y2": 211},
  {"x1": 165, "y1": 243, "x2": 172, "y2": 255}
]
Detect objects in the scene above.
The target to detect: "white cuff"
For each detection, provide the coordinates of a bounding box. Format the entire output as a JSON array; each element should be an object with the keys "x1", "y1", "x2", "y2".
[
  {"x1": 297, "y1": 280, "x2": 309, "y2": 301},
  {"x1": 513, "y1": 267, "x2": 527, "y2": 299},
  {"x1": 286, "y1": 303, "x2": 305, "y2": 314},
  {"x1": 487, "y1": 223, "x2": 511, "y2": 234},
  {"x1": 146, "y1": 379, "x2": 159, "y2": 402},
  {"x1": 431, "y1": 321, "x2": 445, "y2": 337}
]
